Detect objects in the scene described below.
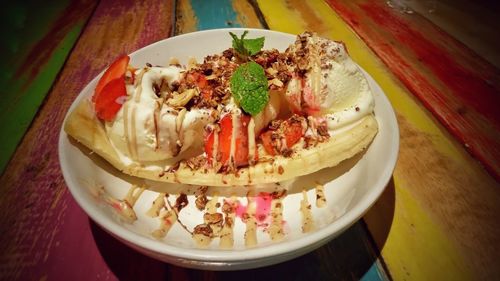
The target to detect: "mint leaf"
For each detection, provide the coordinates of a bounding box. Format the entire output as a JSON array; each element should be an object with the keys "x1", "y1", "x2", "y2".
[
  {"x1": 229, "y1": 31, "x2": 247, "y2": 55},
  {"x1": 230, "y1": 61, "x2": 269, "y2": 115},
  {"x1": 243, "y1": 37, "x2": 265, "y2": 56},
  {"x1": 229, "y1": 31, "x2": 265, "y2": 59}
]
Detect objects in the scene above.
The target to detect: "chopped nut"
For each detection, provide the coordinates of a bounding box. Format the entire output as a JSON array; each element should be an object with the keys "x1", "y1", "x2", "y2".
[
  {"x1": 195, "y1": 195, "x2": 208, "y2": 210},
  {"x1": 278, "y1": 165, "x2": 284, "y2": 175},
  {"x1": 193, "y1": 224, "x2": 213, "y2": 237},
  {"x1": 204, "y1": 212, "x2": 223, "y2": 224},
  {"x1": 175, "y1": 193, "x2": 188, "y2": 212},
  {"x1": 222, "y1": 201, "x2": 234, "y2": 214},
  {"x1": 317, "y1": 124, "x2": 329, "y2": 137},
  {"x1": 166, "y1": 88, "x2": 198, "y2": 107}
]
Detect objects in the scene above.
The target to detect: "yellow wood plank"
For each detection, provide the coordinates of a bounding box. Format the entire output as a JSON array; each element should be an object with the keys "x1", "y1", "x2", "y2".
[
  {"x1": 231, "y1": 0, "x2": 263, "y2": 28},
  {"x1": 257, "y1": 0, "x2": 500, "y2": 280},
  {"x1": 175, "y1": 0, "x2": 197, "y2": 34}
]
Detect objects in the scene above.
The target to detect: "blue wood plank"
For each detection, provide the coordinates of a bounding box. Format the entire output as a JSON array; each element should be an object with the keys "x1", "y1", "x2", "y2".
[{"x1": 191, "y1": 0, "x2": 242, "y2": 30}]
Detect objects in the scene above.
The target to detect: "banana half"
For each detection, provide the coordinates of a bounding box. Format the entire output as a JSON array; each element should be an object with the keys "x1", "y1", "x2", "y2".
[{"x1": 64, "y1": 99, "x2": 378, "y2": 187}]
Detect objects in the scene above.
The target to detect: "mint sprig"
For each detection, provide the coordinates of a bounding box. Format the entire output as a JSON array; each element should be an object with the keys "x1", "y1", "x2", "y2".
[
  {"x1": 229, "y1": 31, "x2": 265, "y2": 60},
  {"x1": 230, "y1": 61, "x2": 269, "y2": 115}
]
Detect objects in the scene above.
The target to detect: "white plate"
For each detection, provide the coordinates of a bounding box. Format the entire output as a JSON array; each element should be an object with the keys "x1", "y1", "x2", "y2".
[{"x1": 59, "y1": 28, "x2": 399, "y2": 270}]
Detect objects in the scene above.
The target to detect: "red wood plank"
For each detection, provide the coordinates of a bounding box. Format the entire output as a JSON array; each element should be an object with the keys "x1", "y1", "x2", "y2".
[
  {"x1": 0, "y1": 0, "x2": 174, "y2": 280},
  {"x1": 326, "y1": 0, "x2": 500, "y2": 180}
]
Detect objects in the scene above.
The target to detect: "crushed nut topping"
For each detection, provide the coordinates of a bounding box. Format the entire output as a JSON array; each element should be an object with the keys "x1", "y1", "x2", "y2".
[
  {"x1": 193, "y1": 224, "x2": 213, "y2": 237},
  {"x1": 204, "y1": 212, "x2": 223, "y2": 224},
  {"x1": 175, "y1": 193, "x2": 188, "y2": 212}
]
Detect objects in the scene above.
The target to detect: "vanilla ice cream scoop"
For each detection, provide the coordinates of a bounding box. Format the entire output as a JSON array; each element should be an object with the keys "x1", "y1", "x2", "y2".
[
  {"x1": 285, "y1": 32, "x2": 374, "y2": 130},
  {"x1": 105, "y1": 66, "x2": 215, "y2": 163}
]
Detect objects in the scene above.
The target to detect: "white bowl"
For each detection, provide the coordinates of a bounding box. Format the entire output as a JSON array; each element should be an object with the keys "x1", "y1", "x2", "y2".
[{"x1": 59, "y1": 28, "x2": 399, "y2": 270}]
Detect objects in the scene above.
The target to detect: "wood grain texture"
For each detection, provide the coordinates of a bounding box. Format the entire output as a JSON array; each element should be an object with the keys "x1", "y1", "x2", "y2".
[
  {"x1": 254, "y1": 1, "x2": 392, "y2": 280},
  {"x1": 0, "y1": 1, "x2": 385, "y2": 280},
  {"x1": 365, "y1": 112, "x2": 500, "y2": 280},
  {"x1": 0, "y1": 0, "x2": 97, "y2": 174},
  {"x1": 0, "y1": 0, "x2": 174, "y2": 279},
  {"x1": 255, "y1": 0, "x2": 500, "y2": 279},
  {"x1": 2, "y1": 0, "x2": 498, "y2": 280},
  {"x1": 326, "y1": 0, "x2": 500, "y2": 180},
  {"x1": 175, "y1": 0, "x2": 263, "y2": 35},
  {"x1": 405, "y1": 0, "x2": 500, "y2": 69}
]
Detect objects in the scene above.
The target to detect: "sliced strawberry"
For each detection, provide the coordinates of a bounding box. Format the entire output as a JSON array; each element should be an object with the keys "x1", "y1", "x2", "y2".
[
  {"x1": 94, "y1": 76, "x2": 127, "y2": 121},
  {"x1": 284, "y1": 120, "x2": 303, "y2": 148},
  {"x1": 259, "y1": 116, "x2": 304, "y2": 155},
  {"x1": 93, "y1": 55, "x2": 130, "y2": 101},
  {"x1": 217, "y1": 114, "x2": 233, "y2": 165},
  {"x1": 201, "y1": 88, "x2": 213, "y2": 101},
  {"x1": 205, "y1": 114, "x2": 254, "y2": 168},
  {"x1": 196, "y1": 73, "x2": 207, "y2": 88},
  {"x1": 186, "y1": 72, "x2": 207, "y2": 88},
  {"x1": 234, "y1": 115, "x2": 251, "y2": 166},
  {"x1": 205, "y1": 130, "x2": 215, "y2": 163},
  {"x1": 260, "y1": 131, "x2": 276, "y2": 156}
]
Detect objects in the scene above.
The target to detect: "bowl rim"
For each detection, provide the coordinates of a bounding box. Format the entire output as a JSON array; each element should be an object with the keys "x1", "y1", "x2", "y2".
[{"x1": 59, "y1": 28, "x2": 399, "y2": 262}]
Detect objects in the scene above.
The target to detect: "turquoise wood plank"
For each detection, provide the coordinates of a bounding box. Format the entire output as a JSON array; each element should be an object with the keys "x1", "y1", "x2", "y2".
[{"x1": 191, "y1": 0, "x2": 242, "y2": 29}]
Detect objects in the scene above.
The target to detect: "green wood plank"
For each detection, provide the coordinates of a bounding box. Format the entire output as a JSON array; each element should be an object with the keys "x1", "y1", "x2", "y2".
[{"x1": 0, "y1": 0, "x2": 97, "y2": 174}]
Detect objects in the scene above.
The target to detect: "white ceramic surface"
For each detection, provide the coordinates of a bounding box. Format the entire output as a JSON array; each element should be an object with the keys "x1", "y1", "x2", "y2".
[{"x1": 59, "y1": 28, "x2": 399, "y2": 271}]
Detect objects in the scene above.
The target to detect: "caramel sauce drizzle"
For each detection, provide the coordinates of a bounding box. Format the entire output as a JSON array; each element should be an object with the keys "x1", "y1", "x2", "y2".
[
  {"x1": 205, "y1": 195, "x2": 222, "y2": 235},
  {"x1": 310, "y1": 36, "x2": 322, "y2": 103},
  {"x1": 192, "y1": 193, "x2": 220, "y2": 247},
  {"x1": 146, "y1": 193, "x2": 166, "y2": 217},
  {"x1": 300, "y1": 190, "x2": 315, "y2": 233},
  {"x1": 211, "y1": 128, "x2": 219, "y2": 169},
  {"x1": 268, "y1": 198, "x2": 285, "y2": 241},
  {"x1": 129, "y1": 106, "x2": 138, "y2": 159},
  {"x1": 123, "y1": 103, "x2": 134, "y2": 158},
  {"x1": 206, "y1": 194, "x2": 218, "y2": 213},
  {"x1": 153, "y1": 99, "x2": 162, "y2": 150},
  {"x1": 152, "y1": 207, "x2": 177, "y2": 239},
  {"x1": 219, "y1": 197, "x2": 236, "y2": 249},
  {"x1": 97, "y1": 185, "x2": 141, "y2": 224},
  {"x1": 247, "y1": 117, "x2": 256, "y2": 164},
  {"x1": 228, "y1": 111, "x2": 238, "y2": 170},
  {"x1": 152, "y1": 193, "x2": 190, "y2": 239},
  {"x1": 244, "y1": 196, "x2": 258, "y2": 247},
  {"x1": 124, "y1": 185, "x2": 145, "y2": 206},
  {"x1": 315, "y1": 183, "x2": 326, "y2": 208},
  {"x1": 134, "y1": 70, "x2": 144, "y2": 103}
]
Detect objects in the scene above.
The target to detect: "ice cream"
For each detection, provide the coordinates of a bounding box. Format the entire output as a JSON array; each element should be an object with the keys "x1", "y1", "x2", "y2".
[
  {"x1": 105, "y1": 66, "x2": 215, "y2": 163},
  {"x1": 285, "y1": 32, "x2": 374, "y2": 130}
]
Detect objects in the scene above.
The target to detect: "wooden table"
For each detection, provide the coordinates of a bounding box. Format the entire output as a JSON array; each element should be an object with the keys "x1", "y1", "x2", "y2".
[{"x1": 1, "y1": 0, "x2": 499, "y2": 280}]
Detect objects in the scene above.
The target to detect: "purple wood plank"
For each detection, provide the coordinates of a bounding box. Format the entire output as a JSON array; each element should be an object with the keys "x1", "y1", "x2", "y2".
[{"x1": 0, "y1": 0, "x2": 174, "y2": 279}]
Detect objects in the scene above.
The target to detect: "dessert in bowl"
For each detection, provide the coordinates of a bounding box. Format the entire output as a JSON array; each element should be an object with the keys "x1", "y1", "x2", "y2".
[{"x1": 59, "y1": 28, "x2": 398, "y2": 270}]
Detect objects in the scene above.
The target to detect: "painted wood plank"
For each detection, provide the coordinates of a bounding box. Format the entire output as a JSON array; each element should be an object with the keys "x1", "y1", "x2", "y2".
[
  {"x1": 0, "y1": 0, "x2": 97, "y2": 174},
  {"x1": 0, "y1": 0, "x2": 388, "y2": 280},
  {"x1": 404, "y1": 0, "x2": 500, "y2": 69},
  {"x1": 255, "y1": 0, "x2": 500, "y2": 280},
  {"x1": 0, "y1": 0, "x2": 175, "y2": 280},
  {"x1": 326, "y1": 0, "x2": 500, "y2": 180},
  {"x1": 62, "y1": 219, "x2": 389, "y2": 281},
  {"x1": 1, "y1": 1, "x2": 498, "y2": 281},
  {"x1": 175, "y1": 0, "x2": 264, "y2": 35}
]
